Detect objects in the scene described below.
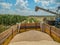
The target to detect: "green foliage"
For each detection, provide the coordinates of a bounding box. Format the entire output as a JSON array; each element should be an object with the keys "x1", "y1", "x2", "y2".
[
  {"x1": 0, "y1": 14, "x2": 27, "y2": 26},
  {"x1": 0, "y1": 25, "x2": 10, "y2": 33},
  {"x1": 0, "y1": 14, "x2": 27, "y2": 33},
  {"x1": 29, "y1": 18, "x2": 39, "y2": 23},
  {"x1": 23, "y1": 17, "x2": 39, "y2": 23}
]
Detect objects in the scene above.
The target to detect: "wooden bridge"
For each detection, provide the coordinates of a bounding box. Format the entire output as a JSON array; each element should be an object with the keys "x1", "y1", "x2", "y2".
[{"x1": 0, "y1": 22, "x2": 60, "y2": 45}]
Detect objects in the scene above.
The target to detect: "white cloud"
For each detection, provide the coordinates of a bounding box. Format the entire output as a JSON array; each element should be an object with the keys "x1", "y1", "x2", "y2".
[
  {"x1": 40, "y1": 1, "x2": 50, "y2": 6},
  {"x1": 0, "y1": 8, "x2": 15, "y2": 14},
  {"x1": 34, "y1": 0, "x2": 59, "y2": 9},
  {"x1": 34, "y1": 0, "x2": 51, "y2": 8},
  {"x1": 34, "y1": 0, "x2": 50, "y2": 3},
  {"x1": 34, "y1": 0, "x2": 60, "y2": 4},
  {"x1": 0, "y1": 3, "x2": 12, "y2": 9},
  {"x1": 15, "y1": 0, "x2": 28, "y2": 10},
  {"x1": 34, "y1": 0, "x2": 40, "y2": 3},
  {"x1": 0, "y1": 0, "x2": 58, "y2": 15}
]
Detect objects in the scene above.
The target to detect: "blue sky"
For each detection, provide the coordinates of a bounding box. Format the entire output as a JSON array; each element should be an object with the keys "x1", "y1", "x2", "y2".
[{"x1": 0, "y1": 0, "x2": 60, "y2": 16}]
